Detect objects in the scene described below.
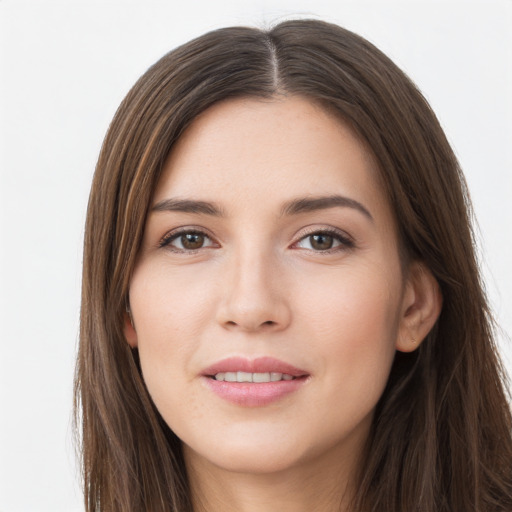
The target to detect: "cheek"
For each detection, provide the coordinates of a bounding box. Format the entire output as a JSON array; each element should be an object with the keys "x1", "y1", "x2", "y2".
[
  {"x1": 298, "y1": 262, "x2": 402, "y2": 400},
  {"x1": 131, "y1": 262, "x2": 215, "y2": 343},
  {"x1": 301, "y1": 260, "x2": 402, "y2": 333},
  {"x1": 128, "y1": 265, "x2": 216, "y2": 413}
]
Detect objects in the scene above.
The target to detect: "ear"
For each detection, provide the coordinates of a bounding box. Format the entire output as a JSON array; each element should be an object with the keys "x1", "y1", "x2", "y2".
[
  {"x1": 396, "y1": 261, "x2": 442, "y2": 353},
  {"x1": 123, "y1": 306, "x2": 138, "y2": 348}
]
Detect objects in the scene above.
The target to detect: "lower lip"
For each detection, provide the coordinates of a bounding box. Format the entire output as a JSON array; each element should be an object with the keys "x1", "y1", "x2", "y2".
[{"x1": 202, "y1": 377, "x2": 308, "y2": 407}]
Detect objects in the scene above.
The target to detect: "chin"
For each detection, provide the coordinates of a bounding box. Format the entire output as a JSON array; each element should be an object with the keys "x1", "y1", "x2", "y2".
[{"x1": 183, "y1": 432, "x2": 312, "y2": 476}]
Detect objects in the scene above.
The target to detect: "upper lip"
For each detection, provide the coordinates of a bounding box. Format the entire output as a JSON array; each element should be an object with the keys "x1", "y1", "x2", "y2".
[{"x1": 202, "y1": 356, "x2": 309, "y2": 377}]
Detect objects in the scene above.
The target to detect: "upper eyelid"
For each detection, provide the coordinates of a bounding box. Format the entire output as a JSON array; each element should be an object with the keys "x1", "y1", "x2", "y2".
[
  {"x1": 158, "y1": 226, "x2": 217, "y2": 248},
  {"x1": 157, "y1": 224, "x2": 354, "y2": 248},
  {"x1": 290, "y1": 227, "x2": 356, "y2": 253},
  {"x1": 292, "y1": 225, "x2": 354, "y2": 243}
]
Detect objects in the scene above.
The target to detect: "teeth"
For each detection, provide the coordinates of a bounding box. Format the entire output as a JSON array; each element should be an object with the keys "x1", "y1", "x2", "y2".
[
  {"x1": 237, "y1": 371, "x2": 253, "y2": 382},
  {"x1": 253, "y1": 372, "x2": 271, "y2": 383},
  {"x1": 214, "y1": 372, "x2": 296, "y2": 382}
]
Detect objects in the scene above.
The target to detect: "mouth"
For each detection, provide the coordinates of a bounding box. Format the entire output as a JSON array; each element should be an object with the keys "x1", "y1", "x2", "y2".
[
  {"x1": 209, "y1": 371, "x2": 299, "y2": 383},
  {"x1": 201, "y1": 357, "x2": 310, "y2": 407}
]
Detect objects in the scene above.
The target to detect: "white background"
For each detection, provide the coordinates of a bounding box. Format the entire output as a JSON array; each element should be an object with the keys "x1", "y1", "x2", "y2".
[{"x1": 0, "y1": 1, "x2": 511, "y2": 510}]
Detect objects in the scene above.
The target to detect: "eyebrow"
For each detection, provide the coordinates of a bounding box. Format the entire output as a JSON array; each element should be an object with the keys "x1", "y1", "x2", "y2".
[
  {"x1": 151, "y1": 198, "x2": 225, "y2": 216},
  {"x1": 281, "y1": 195, "x2": 373, "y2": 221},
  {"x1": 151, "y1": 194, "x2": 373, "y2": 221}
]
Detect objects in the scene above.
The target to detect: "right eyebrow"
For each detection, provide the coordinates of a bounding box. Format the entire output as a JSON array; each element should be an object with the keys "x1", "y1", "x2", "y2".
[{"x1": 151, "y1": 198, "x2": 225, "y2": 216}]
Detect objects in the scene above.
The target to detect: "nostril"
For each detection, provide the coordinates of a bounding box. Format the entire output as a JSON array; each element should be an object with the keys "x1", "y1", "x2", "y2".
[{"x1": 223, "y1": 319, "x2": 277, "y2": 330}]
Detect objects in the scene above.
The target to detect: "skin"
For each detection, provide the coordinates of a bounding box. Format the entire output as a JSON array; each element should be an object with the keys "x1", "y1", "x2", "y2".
[{"x1": 124, "y1": 96, "x2": 441, "y2": 512}]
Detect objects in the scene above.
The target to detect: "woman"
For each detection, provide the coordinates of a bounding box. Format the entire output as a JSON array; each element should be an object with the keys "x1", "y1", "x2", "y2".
[{"x1": 74, "y1": 19, "x2": 512, "y2": 511}]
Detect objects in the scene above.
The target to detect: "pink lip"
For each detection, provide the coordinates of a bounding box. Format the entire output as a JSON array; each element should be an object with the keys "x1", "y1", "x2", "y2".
[
  {"x1": 202, "y1": 356, "x2": 308, "y2": 377},
  {"x1": 201, "y1": 357, "x2": 309, "y2": 407}
]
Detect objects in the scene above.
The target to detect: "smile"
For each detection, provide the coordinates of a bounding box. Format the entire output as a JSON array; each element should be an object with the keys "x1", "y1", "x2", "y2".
[
  {"x1": 202, "y1": 357, "x2": 310, "y2": 407},
  {"x1": 213, "y1": 372, "x2": 295, "y2": 382}
]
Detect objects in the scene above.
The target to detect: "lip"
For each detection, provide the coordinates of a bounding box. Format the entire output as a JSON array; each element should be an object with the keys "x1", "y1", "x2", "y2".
[
  {"x1": 201, "y1": 356, "x2": 310, "y2": 407},
  {"x1": 202, "y1": 356, "x2": 308, "y2": 377}
]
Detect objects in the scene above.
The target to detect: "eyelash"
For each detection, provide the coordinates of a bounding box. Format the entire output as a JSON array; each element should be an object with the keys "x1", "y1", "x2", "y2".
[
  {"x1": 158, "y1": 227, "x2": 355, "y2": 254},
  {"x1": 293, "y1": 227, "x2": 355, "y2": 253},
  {"x1": 158, "y1": 228, "x2": 217, "y2": 253}
]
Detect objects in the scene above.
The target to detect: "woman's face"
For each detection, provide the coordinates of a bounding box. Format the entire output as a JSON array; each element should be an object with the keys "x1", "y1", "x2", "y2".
[{"x1": 126, "y1": 96, "x2": 413, "y2": 476}]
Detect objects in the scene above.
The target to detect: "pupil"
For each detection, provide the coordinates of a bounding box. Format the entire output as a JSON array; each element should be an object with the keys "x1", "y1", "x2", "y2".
[
  {"x1": 182, "y1": 233, "x2": 204, "y2": 249},
  {"x1": 311, "y1": 234, "x2": 333, "y2": 250}
]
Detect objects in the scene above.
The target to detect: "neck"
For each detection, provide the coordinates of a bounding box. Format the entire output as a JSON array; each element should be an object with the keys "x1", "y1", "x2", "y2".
[{"x1": 185, "y1": 436, "x2": 366, "y2": 512}]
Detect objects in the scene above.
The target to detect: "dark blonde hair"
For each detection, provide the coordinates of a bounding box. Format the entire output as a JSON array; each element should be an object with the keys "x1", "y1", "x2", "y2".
[{"x1": 75, "y1": 19, "x2": 512, "y2": 511}]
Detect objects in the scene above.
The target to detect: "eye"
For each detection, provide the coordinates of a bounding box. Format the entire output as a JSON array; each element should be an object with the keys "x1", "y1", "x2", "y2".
[
  {"x1": 294, "y1": 230, "x2": 354, "y2": 252},
  {"x1": 159, "y1": 230, "x2": 216, "y2": 252}
]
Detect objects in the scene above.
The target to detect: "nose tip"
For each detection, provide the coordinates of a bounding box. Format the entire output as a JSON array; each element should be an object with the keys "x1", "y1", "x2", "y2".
[{"x1": 215, "y1": 258, "x2": 291, "y2": 333}]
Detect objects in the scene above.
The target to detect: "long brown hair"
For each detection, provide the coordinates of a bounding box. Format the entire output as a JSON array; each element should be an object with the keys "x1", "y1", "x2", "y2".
[{"x1": 75, "y1": 19, "x2": 512, "y2": 511}]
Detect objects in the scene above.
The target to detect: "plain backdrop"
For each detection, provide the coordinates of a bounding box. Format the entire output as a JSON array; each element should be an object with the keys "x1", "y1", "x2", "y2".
[{"x1": 0, "y1": 1, "x2": 511, "y2": 510}]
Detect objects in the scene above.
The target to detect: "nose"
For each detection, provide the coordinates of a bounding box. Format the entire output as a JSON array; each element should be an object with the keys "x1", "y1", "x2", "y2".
[{"x1": 215, "y1": 248, "x2": 292, "y2": 333}]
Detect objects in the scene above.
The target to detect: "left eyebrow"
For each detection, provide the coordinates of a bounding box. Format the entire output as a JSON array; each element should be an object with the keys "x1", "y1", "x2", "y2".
[{"x1": 280, "y1": 195, "x2": 373, "y2": 222}]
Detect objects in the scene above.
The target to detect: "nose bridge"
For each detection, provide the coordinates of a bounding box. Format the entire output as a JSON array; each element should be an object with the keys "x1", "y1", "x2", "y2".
[{"x1": 217, "y1": 238, "x2": 290, "y2": 332}]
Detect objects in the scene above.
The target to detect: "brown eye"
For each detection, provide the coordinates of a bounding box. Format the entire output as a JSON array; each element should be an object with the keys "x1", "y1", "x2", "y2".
[
  {"x1": 180, "y1": 233, "x2": 205, "y2": 250},
  {"x1": 161, "y1": 230, "x2": 215, "y2": 251},
  {"x1": 295, "y1": 230, "x2": 354, "y2": 252},
  {"x1": 310, "y1": 234, "x2": 334, "y2": 250}
]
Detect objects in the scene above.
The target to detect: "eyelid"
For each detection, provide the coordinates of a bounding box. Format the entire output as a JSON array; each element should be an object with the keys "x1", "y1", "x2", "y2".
[
  {"x1": 158, "y1": 226, "x2": 218, "y2": 251},
  {"x1": 291, "y1": 226, "x2": 355, "y2": 251},
  {"x1": 156, "y1": 224, "x2": 354, "y2": 253}
]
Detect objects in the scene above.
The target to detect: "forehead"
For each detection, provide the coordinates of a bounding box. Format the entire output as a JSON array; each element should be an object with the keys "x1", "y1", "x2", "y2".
[{"x1": 154, "y1": 96, "x2": 389, "y2": 217}]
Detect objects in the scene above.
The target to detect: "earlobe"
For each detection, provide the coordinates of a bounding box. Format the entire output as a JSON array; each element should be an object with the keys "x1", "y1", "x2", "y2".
[
  {"x1": 396, "y1": 262, "x2": 442, "y2": 353},
  {"x1": 123, "y1": 307, "x2": 138, "y2": 348}
]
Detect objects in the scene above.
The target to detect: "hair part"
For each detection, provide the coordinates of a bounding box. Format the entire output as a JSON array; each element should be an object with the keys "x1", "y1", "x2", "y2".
[{"x1": 75, "y1": 19, "x2": 512, "y2": 511}]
